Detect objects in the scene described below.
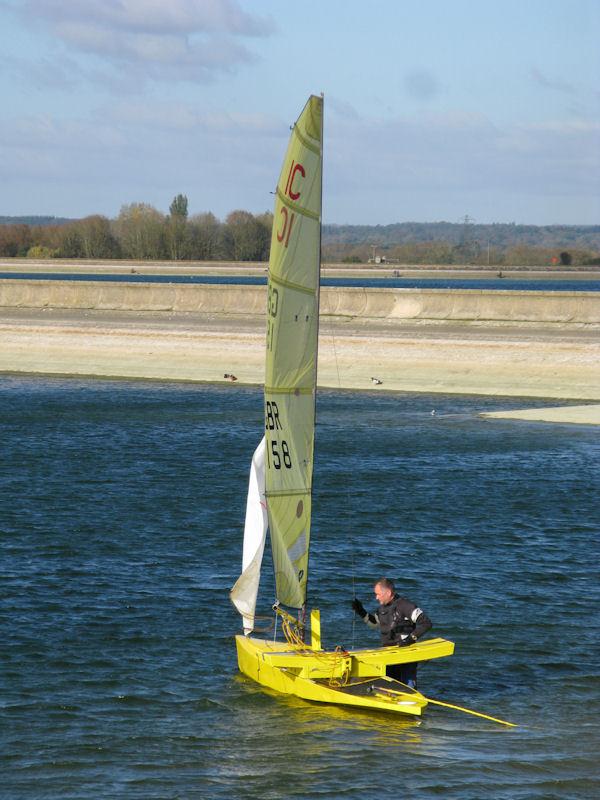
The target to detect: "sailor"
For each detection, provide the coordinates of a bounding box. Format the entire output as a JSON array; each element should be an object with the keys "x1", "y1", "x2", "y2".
[{"x1": 351, "y1": 577, "x2": 432, "y2": 689}]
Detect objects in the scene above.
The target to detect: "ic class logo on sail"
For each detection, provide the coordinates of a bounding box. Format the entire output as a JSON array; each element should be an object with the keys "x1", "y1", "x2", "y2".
[
  {"x1": 267, "y1": 160, "x2": 306, "y2": 353},
  {"x1": 277, "y1": 160, "x2": 305, "y2": 248}
]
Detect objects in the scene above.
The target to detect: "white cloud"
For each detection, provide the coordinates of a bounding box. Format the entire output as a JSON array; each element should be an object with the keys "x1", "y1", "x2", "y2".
[
  {"x1": 17, "y1": 0, "x2": 275, "y2": 84},
  {"x1": 0, "y1": 101, "x2": 286, "y2": 216},
  {"x1": 27, "y1": 0, "x2": 272, "y2": 37},
  {"x1": 325, "y1": 107, "x2": 600, "y2": 222},
  {"x1": 1, "y1": 101, "x2": 598, "y2": 222}
]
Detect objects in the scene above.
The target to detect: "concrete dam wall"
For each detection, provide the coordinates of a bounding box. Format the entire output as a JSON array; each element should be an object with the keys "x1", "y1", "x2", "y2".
[{"x1": 0, "y1": 279, "x2": 599, "y2": 325}]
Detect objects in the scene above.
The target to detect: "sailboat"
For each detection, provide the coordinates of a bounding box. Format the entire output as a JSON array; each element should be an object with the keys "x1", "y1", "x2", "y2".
[{"x1": 229, "y1": 96, "x2": 485, "y2": 720}]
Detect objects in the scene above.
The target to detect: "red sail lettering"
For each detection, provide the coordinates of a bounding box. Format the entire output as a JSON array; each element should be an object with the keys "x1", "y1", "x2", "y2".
[
  {"x1": 277, "y1": 206, "x2": 296, "y2": 248},
  {"x1": 277, "y1": 206, "x2": 288, "y2": 243},
  {"x1": 288, "y1": 163, "x2": 305, "y2": 200},
  {"x1": 285, "y1": 161, "x2": 295, "y2": 197}
]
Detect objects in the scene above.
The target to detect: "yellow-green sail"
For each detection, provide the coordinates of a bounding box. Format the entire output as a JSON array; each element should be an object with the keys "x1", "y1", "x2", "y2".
[{"x1": 265, "y1": 95, "x2": 323, "y2": 609}]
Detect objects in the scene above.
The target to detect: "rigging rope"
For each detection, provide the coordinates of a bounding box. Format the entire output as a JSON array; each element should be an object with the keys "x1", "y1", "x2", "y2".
[{"x1": 328, "y1": 320, "x2": 357, "y2": 649}]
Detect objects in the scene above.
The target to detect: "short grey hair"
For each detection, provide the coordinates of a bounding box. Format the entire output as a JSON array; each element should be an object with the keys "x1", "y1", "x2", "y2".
[{"x1": 375, "y1": 577, "x2": 395, "y2": 592}]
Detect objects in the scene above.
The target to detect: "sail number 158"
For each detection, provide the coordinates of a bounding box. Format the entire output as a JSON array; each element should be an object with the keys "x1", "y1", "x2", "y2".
[
  {"x1": 268, "y1": 440, "x2": 292, "y2": 470},
  {"x1": 266, "y1": 400, "x2": 292, "y2": 470}
]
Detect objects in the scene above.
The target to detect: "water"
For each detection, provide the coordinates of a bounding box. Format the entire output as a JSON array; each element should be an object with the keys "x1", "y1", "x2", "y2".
[
  {"x1": 2, "y1": 377, "x2": 599, "y2": 799},
  {"x1": 1, "y1": 272, "x2": 599, "y2": 292}
]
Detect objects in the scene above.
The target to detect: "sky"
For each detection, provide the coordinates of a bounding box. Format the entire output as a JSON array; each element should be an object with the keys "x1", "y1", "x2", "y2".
[{"x1": 0, "y1": 0, "x2": 599, "y2": 225}]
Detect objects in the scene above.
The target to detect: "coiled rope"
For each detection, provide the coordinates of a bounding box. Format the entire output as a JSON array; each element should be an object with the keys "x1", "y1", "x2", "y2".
[{"x1": 274, "y1": 605, "x2": 351, "y2": 687}]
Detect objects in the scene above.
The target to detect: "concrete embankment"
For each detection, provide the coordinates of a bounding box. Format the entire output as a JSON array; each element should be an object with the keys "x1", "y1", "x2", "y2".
[{"x1": 1, "y1": 279, "x2": 599, "y2": 325}]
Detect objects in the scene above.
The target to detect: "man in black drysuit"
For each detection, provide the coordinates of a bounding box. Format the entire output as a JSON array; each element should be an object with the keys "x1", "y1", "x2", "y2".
[{"x1": 351, "y1": 577, "x2": 432, "y2": 689}]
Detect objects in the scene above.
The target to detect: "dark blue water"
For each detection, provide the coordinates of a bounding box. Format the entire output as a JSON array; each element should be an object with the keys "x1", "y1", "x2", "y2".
[
  {"x1": 2, "y1": 377, "x2": 599, "y2": 799},
  {"x1": 2, "y1": 272, "x2": 599, "y2": 292}
]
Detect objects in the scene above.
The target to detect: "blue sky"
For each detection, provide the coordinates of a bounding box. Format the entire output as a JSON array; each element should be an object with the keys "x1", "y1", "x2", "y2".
[{"x1": 1, "y1": 0, "x2": 598, "y2": 224}]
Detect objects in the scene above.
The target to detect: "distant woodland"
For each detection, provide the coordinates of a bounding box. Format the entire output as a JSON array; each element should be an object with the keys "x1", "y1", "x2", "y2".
[
  {"x1": 1, "y1": 198, "x2": 599, "y2": 266},
  {"x1": 323, "y1": 221, "x2": 600, "y2": 266}
]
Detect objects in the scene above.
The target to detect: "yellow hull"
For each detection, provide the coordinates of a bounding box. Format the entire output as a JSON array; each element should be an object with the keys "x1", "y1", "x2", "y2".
[{"x1": 235, "y1": 633, "x2": 454, "y2": 717}]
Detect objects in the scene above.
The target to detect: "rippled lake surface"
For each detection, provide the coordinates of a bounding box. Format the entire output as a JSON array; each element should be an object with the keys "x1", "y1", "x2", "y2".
[{"x1": 2, "y1": 378, "x2": 599, "y2": 799}]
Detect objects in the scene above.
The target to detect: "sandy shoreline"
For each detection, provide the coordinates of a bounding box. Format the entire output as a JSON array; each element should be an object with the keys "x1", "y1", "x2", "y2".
[
  {"x1": 1, "y1": 307, "x2": 599, "y2": 426},
  {"x1": 481, "y1": 404, "x2": 600, "y2": 425}
]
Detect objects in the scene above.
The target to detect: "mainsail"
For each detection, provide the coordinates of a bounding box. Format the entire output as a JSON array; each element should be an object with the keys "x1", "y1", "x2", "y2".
[
  {"x1": 231, "y1": 95, "x2": 323, "y2": 624},
  {"x1": 265, "y1": 95, "x2": 323, "y2": 609}
]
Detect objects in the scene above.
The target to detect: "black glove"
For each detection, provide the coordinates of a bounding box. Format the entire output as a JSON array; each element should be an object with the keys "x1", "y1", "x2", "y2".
[
  {"x1": 399, "y1": 634, "x2": 416, "y2": 647},
  {"x1": 351, "y1": 598, "x2": 366, "y2": 617}
]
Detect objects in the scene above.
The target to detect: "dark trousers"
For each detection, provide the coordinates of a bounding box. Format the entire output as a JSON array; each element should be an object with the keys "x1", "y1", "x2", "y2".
[{"x1": 386, "y1": 661, "x2": 418, "y2": 688}]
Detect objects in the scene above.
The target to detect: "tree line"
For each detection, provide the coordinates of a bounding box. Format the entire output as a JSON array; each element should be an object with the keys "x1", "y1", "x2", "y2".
[
  {"x1": 0, "y1": 197, "x2": 598, "y2": 266},
  {"x1": 324, "y1": 221, "x2": 600, "y2": 250},
  {"x1": 325, "y1": 241, "x2": 600, "y2": 267},
  {"x1": 0, "y1": 196, "x2": 272, "y2": 262},
  {"x1": 323, "y1": 220, "x2": 600, "y2": 266}
]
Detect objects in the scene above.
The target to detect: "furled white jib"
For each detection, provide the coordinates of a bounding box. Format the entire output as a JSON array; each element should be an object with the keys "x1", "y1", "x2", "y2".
[{"x1": 230, "y1": 437, "x2": 268, "y2": 633}]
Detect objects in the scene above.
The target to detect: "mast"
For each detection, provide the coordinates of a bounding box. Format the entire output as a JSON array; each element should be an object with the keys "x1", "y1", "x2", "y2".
[{"x1": 301, "y1": 93, "x2": 324, "y2": 628}]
